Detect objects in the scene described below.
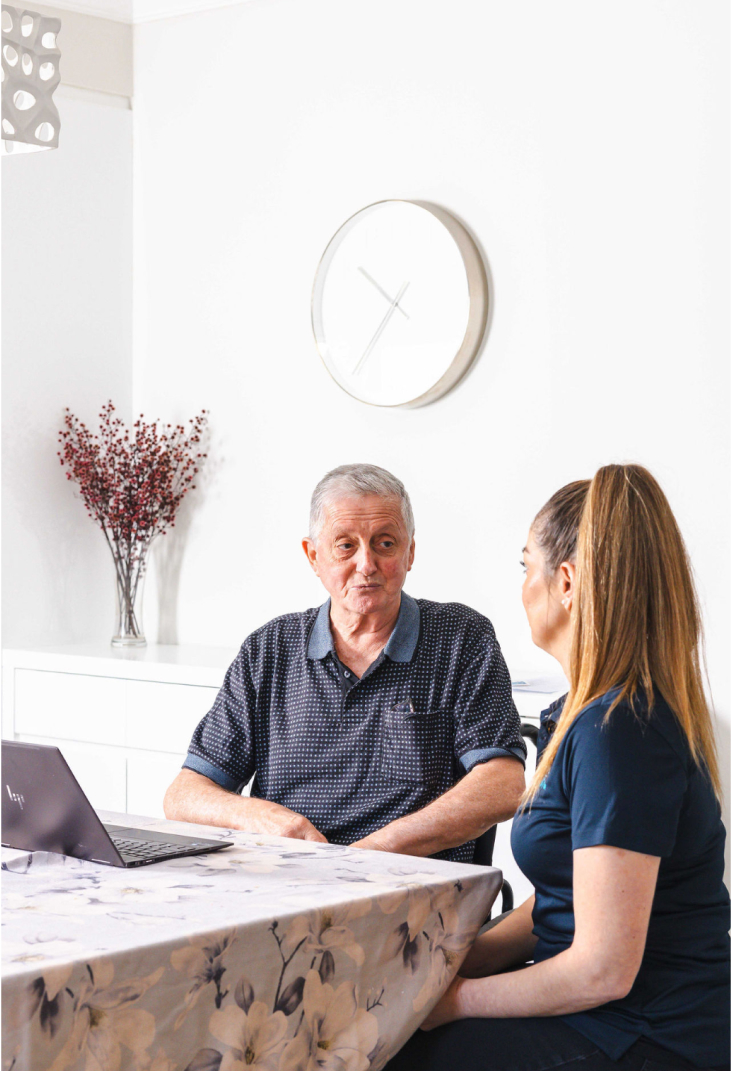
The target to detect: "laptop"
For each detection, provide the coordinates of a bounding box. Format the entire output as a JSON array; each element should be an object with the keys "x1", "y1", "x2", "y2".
[{"x1": 2, "y1": 740, "x2": 233, "y2": 868}]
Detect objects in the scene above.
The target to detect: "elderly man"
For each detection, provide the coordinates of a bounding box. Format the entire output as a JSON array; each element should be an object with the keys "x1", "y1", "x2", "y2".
[{"x1": 164, "y1": 464, "x2": 526, "y2": 861}]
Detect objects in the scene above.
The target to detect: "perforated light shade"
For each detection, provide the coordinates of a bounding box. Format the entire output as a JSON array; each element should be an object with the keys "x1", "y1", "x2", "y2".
[{"x1": 1, "y1": 5, "x2": 60, "y2": 155}]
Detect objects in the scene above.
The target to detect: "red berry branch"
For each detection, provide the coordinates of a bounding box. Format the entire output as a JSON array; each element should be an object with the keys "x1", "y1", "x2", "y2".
[{"x1": 58, "y1": 401, "x2": 208, "y2": 642}]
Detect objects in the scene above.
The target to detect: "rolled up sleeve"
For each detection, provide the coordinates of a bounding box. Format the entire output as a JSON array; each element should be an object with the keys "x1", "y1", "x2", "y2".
[{"x1": 453, "y1": 624, "x2": 527, "y2": 773}]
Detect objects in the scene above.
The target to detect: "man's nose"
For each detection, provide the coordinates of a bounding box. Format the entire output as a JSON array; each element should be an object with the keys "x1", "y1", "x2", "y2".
[{"x1": 356, "y1": 544, "x2": 377, "y2": 575}]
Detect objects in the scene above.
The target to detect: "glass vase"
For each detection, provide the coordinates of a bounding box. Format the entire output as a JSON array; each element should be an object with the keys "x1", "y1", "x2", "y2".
[{"x1": 111, "y1": 544, "x2": 147, "y2": 648}]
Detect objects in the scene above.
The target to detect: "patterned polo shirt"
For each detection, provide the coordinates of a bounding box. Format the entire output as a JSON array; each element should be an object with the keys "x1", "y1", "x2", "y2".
[{"x1": 183, "y1": 592, "x2": 526, "y2": 862}]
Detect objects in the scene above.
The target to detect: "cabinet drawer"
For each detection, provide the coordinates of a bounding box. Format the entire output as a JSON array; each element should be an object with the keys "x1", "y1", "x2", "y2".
[
  {"x1": 14, "y1": 669, "x2": 126, "y2": 746},
  {"x1": 125, "y1": 680, "x2": 217, "y2": 754}
]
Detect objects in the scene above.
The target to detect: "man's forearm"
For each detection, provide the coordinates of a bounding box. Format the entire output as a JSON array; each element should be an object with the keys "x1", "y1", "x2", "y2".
[
  {"x1": 163, "y1": 769, "x2": 328, "y2": 841},
  {"x1": 164, "y1": 768, "x2": 254, "y2": 828},
  {"x1": 352, "y1": 757, "x2": 525, "y2": 856}
]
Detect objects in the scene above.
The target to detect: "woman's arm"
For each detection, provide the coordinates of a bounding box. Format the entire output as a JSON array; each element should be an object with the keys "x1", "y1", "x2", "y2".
[
  {"x1": 422, "y1": 844, "x2": 660, "y2": 1029},
  {"x1": 459, "y1": 896, "x2": 537, "y2": 978}
]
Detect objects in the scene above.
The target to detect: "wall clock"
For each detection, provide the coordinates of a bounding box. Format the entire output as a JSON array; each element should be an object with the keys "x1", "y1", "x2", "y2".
[{"x1": 311, "y1": 200, "x2": 488, "y2": 408}]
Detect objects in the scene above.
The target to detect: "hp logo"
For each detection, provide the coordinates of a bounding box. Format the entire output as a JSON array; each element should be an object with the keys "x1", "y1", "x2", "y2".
[{"x1": 6, "y1": 785, "x2": 25, "y2": 810}]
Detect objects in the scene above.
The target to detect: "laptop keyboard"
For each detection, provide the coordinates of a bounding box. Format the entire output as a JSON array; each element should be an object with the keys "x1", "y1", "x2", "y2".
[{"x1": 110, "y1": 836, "x2": 200, "y2": 861}]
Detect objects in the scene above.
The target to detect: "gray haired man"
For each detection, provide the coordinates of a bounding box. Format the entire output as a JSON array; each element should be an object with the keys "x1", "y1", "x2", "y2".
[{"x1": 165, "y1": 464, "x2": 526, "y2": 862}]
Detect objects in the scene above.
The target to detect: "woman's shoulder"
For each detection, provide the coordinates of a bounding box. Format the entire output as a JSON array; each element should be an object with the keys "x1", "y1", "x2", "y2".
[{"x1": 565, "y1": 687, "x2": 690, "y2": 764}]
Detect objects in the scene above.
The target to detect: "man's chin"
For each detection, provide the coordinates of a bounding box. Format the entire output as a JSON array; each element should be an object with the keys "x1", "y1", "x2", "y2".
[{"x1": 346, "y1": 588, "x2": 389, "y2": 613}]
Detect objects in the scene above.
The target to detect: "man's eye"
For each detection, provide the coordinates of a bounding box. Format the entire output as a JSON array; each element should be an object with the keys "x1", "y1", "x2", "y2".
[
  {"x1": 380, "y1": 541, "x2": 395, "y2": 549},
  {"x1": 337, "y1": 543, "x2": 353, "y2": 551},
  {"x1": 519, "y1": 560, "x2": 526, "y2": 572}
]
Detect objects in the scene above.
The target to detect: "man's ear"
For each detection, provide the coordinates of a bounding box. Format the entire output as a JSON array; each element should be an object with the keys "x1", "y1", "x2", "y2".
[
  {"x1": 302, "y1": 537, "x2": 320, "y2": 576},
  {"x1": 558, "y1": 560, "x2": 576, "y2": 611},
  {"x1": 407, "y1": 537, "x2": 416, "y2": 572}
]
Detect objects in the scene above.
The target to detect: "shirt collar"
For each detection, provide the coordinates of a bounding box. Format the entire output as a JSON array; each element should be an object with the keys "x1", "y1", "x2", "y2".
[
  {"x1": 307, "y1": 600, "x2": 335, "y2": 660},
  {"x1": 543, "y1": 694, "x2": 567, "y2": 723},
  {"x1": 306, "y1": 592, "x2": 420, "y2": 663},
  {"x1": 384, "y1": 592, "x2": 420, "y2": 662}
]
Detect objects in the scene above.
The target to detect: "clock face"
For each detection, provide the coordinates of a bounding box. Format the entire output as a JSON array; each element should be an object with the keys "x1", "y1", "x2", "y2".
[{"x1": 312, "y1": 200, "x2": 488, "y2": 408}]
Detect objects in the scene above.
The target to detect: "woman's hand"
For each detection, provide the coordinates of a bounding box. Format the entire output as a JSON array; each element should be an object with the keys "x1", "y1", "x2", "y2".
[{"x1": 420, "y1": 976, "x2": 467, "y2": 1032}]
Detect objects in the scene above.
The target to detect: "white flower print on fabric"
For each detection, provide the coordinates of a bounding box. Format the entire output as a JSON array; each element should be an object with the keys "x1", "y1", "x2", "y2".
[
  {"x1": 170, "y1": 930, "x2": 237, "y2": 1029},
  {"x1": 283, "y1": 901, "x2": 372, "y2": 968},
  {"x1": 46, "y1": 958, "x2": 163, "y2": 1071},
  {"x1": 209, "y1": 1002, "x2": 287, "y2": 1071},
  {"x1": 412, "y1": 889, "x2": 477, "y2": 1013},
  {"x1": 279, "y1": 970, "x2": 378, "y2": 1071}
]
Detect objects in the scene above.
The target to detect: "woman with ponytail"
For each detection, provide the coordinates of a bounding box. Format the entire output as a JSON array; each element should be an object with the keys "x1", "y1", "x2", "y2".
[{"x1": 386, "y1": 464, "x2": 729, "y2": 1071}]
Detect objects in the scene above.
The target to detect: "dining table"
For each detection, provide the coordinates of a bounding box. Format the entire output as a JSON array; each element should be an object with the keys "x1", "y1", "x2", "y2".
[{"x1": 2, "y1": 811, "x2": 502, "y2": 1071}]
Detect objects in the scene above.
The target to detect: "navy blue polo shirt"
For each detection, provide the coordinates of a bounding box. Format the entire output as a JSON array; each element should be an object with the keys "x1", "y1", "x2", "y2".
[
  {"x1": 183, "y1": 593, "x2": 526, "y2": 862},
  {"x1": 511, "y1": 689, "x2": 730, "y2": 1068}
]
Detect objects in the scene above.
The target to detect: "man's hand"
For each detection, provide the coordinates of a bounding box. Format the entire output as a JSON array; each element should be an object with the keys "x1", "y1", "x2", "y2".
[
  {"x1": 164, "y1": 770, "x2": 327, "y2": 842},
  {"x1": 250, "y1": 800, "x2": 328, "y2": 842},
  {"x1": 349, "y1": 830, "x2": 393, "y2": 852}
]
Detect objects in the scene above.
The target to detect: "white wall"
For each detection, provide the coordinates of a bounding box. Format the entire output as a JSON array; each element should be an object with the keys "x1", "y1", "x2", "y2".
[
  {"x1": 2, "y1": 92, "x2": 133, "y2": 645},
  {"x1": 3, "y1": 1, "x2": 726, "y2": 858},
  {"x1": 134, "y1": 0, "x2": 729, "y2": 821}
]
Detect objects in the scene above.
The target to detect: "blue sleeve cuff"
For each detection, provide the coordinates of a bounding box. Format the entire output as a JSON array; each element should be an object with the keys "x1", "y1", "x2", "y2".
[
  {"x1": 182, "y1": 753, "x2": 245, "y2": 793},
  {"x1": 571, "y1": 823, "x2": 674, "y2": 857},
  {"x1": 460, "y1": 745, "x2": 527, "y2": 772}
]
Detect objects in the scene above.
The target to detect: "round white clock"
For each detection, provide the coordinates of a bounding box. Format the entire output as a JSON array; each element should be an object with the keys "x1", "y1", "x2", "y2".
[{"x1": 311, "y1": 200, "x2": 488, "y2": 408}]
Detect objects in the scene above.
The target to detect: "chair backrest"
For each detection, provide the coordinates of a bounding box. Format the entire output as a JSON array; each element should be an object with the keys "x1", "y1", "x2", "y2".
[{"x1": 472, "y1": 822, "x2": 497, "y2": 866}]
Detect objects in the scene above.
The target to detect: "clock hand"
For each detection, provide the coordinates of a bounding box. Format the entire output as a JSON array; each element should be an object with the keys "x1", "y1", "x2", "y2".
[
  {"x1": 357, "y1": 267, "x2": 410, "y2": 319},
  {"x1": 353, "y1": 281, "x2": 409, "y2": 375}
]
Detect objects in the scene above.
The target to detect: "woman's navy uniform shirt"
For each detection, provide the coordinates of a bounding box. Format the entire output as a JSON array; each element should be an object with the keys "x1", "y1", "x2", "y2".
[
  {"x1": 184, "y1": 594, "x2": 526, "y2": 862},
  {"x1": 511, "y1": 689, "x2": 730, "y2": 1068}
]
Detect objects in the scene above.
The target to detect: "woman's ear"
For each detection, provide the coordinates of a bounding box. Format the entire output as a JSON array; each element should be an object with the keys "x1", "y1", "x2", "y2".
[{"x1": 559, "y1": 561, "x2": 576, "y2": 612}]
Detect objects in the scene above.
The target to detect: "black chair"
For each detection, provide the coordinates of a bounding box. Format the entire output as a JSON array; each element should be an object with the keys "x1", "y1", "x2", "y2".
[{"x1": 473, "y1": 722, "x2": 539, "y2": 917}]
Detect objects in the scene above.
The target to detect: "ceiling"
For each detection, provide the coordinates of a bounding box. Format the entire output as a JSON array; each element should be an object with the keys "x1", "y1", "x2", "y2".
[{"x1": 39, "y1": 0, "x2": 254, "y2": 23}]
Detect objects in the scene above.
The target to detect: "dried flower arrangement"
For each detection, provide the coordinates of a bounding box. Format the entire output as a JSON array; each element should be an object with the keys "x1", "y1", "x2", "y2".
[{"x1": 58, "y1": 401, "x2": 208, "y2": 646}]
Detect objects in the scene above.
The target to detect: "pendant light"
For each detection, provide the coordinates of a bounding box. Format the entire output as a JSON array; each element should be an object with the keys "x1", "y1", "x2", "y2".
[{"x1": 2, "y1": 4, "x2": 60, "y2": 155}]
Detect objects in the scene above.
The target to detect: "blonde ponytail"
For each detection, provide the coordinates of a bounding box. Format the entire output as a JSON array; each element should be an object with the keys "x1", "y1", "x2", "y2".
[{"x1": 525, "y1": 464, "x2": 721, "y2": 803}]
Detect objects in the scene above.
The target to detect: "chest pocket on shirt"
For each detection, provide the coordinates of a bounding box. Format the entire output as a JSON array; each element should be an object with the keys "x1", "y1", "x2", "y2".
[{"x1": 379, "y1": 707, "x2": 442, "y2": 785}]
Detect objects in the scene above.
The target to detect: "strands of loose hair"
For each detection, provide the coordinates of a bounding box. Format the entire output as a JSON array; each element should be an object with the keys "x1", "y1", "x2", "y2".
[{"x1": 525, "y1": 464, "x2": 721, "y2": 804}]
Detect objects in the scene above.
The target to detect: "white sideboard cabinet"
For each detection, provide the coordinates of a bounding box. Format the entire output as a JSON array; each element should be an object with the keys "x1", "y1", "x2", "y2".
[{"x1": 2, "y1": 644, "x2": 237, "y2": 818}]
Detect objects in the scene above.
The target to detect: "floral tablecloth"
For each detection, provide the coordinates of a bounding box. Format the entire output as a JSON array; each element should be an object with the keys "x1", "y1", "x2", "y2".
[{"x1": 2, "y1": 811, "x2": 501, "y2": 1071}]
